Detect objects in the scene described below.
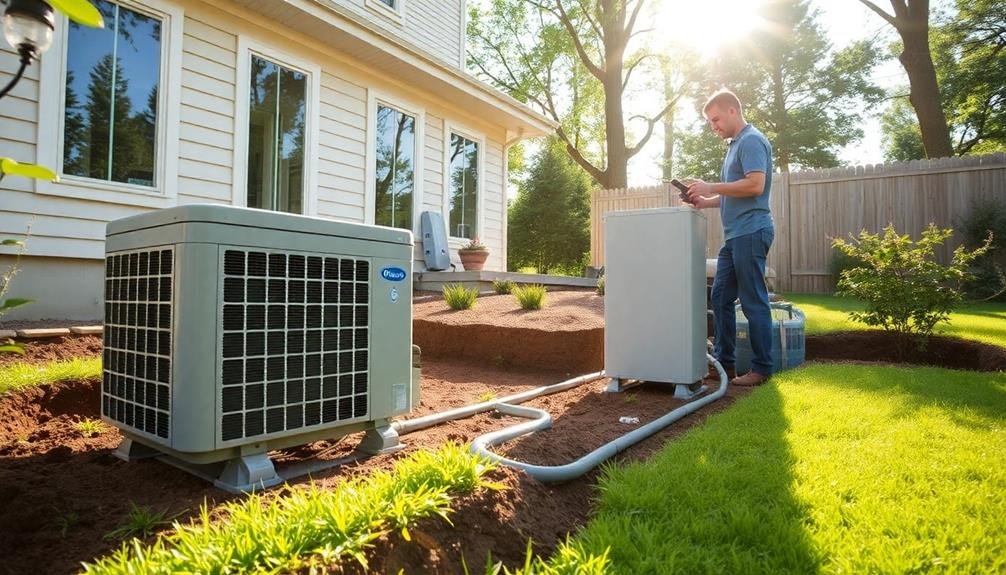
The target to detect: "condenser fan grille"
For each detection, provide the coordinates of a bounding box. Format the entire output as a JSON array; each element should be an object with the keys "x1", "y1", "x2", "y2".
[
  {"x1": 218, "y1": 249, "x2": 371, "y2": 441},
  {"x1": 102, "y1": 248, "x2": 174, "y2": 439}
]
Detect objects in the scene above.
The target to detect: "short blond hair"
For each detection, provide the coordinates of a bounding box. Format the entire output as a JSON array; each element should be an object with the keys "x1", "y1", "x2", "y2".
[{"x1": 703, "y1": 89, "x2": 743, "y2": 115}]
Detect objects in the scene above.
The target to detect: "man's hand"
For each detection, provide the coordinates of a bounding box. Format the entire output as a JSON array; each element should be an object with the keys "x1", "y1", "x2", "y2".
[{"x1": 686, "y1": 179, "x2": 718, "y2": 209}]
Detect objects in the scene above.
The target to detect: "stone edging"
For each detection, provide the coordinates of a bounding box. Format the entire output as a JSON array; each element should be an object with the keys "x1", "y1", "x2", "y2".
[{"x1": 1, "y1": 326, "x2": 103, "y2": 339}]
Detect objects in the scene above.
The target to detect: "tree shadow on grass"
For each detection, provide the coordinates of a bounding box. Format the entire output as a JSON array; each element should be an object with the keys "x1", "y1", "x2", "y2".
[{"x1": 505, "y1": 383, "x2": 822, "y2": 573}]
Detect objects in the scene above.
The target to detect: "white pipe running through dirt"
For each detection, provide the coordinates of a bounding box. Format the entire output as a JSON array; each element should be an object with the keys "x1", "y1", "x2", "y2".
[
  {"x1": 391, "y1": 371, "x2": 606, "y2": 436},
  {"x1": 469, "y1": 354, "x2": 729, "y2": 483}
]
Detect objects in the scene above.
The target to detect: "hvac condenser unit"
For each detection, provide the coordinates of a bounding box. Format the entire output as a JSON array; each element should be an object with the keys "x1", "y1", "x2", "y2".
[
  {"x1": 604, "y1": 207, "x2": 707, "y2": 398},
  {"x1": 102, "y1": 205, "x2": 416, "y2": 492}
]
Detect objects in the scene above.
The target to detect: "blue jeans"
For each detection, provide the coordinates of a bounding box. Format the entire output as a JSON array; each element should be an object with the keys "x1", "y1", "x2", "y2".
[{"x1": 711, "y1": 228, "x2": 774, "y2": 375}]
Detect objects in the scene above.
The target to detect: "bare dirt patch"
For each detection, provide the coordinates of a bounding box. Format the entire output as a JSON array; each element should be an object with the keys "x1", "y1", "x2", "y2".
[{"x1": 1, "y1": 294, "x2": 1002, "y2": 574}]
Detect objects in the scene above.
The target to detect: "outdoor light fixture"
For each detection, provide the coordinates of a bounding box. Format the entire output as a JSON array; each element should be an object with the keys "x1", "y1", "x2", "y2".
[{"x1": 0, "y1": 0, "x2": 54, "y2": 99}]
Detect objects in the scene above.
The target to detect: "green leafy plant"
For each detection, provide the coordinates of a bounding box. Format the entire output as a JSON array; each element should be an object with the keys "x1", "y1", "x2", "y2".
[
  {"x1": 53, "y1": 507, "x2": 81, "y2": 538},
  {"x1": 596, "y1": 277, "x2": 605, "y2": 296},
  {"x1": 958, "y1": 197, "x2": 1006, "y2": 301},
  {"x1": 443, "y1": 283, "x2": 478, "y2": 310},
  {"x1": 492, "y1": 279, "x2": 516, "y2": 294},
  {"x1": 75, "y1": 417, "x2": 105, "y2": 437},
  {"x1": 0, "y1": 238, "x2": 33, "y2": 354},
  {"x1": 832, "y1": 224, "x2": 992, "y2": 355},
  {"x1": 460, "y1": 236, "x2": 487, "y2": 252},
  {"x1": 512, "y1": 284, "x2": 546, "y2": 310},
  {"x1": 517, "y1": 266, "x2": 538, "y2": 274},
  {"x1": 103, "y1": 503, "x2": 175, "y2": 541},
  {"x1": 477, "y1": 391, "x2": 497, "y2": 403},
  {"x1": 828, "y1": 244, "x2": 868, "y2": 292}
]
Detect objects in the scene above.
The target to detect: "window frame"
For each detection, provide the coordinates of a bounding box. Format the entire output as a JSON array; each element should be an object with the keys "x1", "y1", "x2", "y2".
[
  {"x1": 365, "y1": 0, "x2": 405, "y2": 24},
  {"x1": 233, "y1": 36, "x2": 321, "y2": 216},
  {"x1": 442, "y1": 122, "x2": 485, "y2": 243},
  {"x1": 36, "y1": 0, "x2": 183, "y2": 207},
  {"x1": 365, "y1": 90, "x2": 424, "y2": 232}
]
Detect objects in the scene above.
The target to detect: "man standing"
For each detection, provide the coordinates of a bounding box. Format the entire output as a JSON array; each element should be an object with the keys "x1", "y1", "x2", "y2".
[{"x1": 686, "y1": 89, "x2": 774, "y2": 386}]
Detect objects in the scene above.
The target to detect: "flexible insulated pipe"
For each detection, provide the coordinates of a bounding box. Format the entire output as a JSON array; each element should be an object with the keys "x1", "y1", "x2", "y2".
[
  {"x1": 469, "y1": 354, "x2": 729, "y2": 483},
  {"x1": 391, "y1": 370, "x2": 606, "y2": 435}
]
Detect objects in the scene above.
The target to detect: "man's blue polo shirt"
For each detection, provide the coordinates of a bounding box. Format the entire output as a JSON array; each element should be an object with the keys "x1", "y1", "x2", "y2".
[{"x1": 720, "y1": 124, "x2": 773, "y2": 240}]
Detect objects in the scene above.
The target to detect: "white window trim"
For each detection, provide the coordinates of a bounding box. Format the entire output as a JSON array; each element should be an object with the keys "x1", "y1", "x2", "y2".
[
  {"x1": 36, "y1": 0, "x2": 182, "y2": 208},
  {"x1": 442, "y1": 122, "x2": 485, "y2": 243},
  {"x1": 365, "y1": 0, "x2": 405, "y2": 25},
  {"x1": 233, "y1": 36, "x2": 321, "y2": 216},
  {"x1": 365, "y1": 90, "x2": 425, "y2": 232}
]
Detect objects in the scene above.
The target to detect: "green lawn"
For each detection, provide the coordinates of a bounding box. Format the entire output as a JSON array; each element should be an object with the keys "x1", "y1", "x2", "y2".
[
  {"x1": 559, "y1": 364, "x2": 1006, "y2": 574},
  {"x1": 0, "y1": 357, "x2": 101, "y2": 395},
  {"x1": 782, "y1": 293, "x2": 1006, "y2": 347}
]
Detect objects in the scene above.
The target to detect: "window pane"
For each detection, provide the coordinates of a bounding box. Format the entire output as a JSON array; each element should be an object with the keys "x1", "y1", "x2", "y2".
[
  {"x1": 374, "y1": 105, "x2": 415, "y2": 230},
  {"x1": 63, "y1": 0, "x2": 160, "y2": 187},
  {"x1": 448, "y1": 133, "x2": 478, "y2": 239},
  {"x1": 247, "y1": 56, "x2": 306, "y2": 214}
]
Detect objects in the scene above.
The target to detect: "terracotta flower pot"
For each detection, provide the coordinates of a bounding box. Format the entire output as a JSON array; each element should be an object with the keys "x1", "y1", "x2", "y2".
[{"x1": 458, "y1": 249, "x2": 489, "y2": 271}]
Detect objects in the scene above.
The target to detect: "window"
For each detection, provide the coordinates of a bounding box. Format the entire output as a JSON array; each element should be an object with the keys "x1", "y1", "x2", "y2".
[
  {"x1": 37, "y1": 0, "x2": 182, "y2": 206},
  {"x1": 62, "y1": 1, "x2": 160, "y2": 186},
  {"x1": 365, "y1": 0, "x2": 403, "y2": 22},
  {"x1": 447, "y1": 133, "x2": 479, "y2": 239},
  {"x1": 374, "y1": 105, "x2": 416, "y2": 230},
  {"x1": 246, "y1": 56, "x2": 307, "y2": 214},
  {"x1": 234, "y1": 38, "x2": 319, "y2": 215},
  {"x1": 378, "y1": 0, "x2": 395, "y2": 6}
]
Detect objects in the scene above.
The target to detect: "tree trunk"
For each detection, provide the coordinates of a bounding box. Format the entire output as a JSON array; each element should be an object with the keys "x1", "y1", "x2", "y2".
[
  {"x1": 662, "y1": 67, "x2": 675, "y2": 181},
  {"x1": 899, "y1": 25, "x2": 954, "y2": 158},
  {"x1": 600, "y1": 1, "x2": 627, "y2": 189},
  {"x1": 771, "y1": 63, "x2": 790, "y2": 172}
]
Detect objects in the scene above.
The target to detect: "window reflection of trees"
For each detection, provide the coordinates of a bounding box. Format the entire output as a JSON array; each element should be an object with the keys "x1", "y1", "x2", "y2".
[
  {"x1": 247, "y1": 56, "x2": 306, "y2": 214},
  {"x1": 375, "y1": 105, "x2": 415, "y2": 230},
  {"x1": 448, "y1": 133, "x2": 478, "y2": 240},
  {"x1": 62, "y1": 0, "x2": 160, "y2": 187}
]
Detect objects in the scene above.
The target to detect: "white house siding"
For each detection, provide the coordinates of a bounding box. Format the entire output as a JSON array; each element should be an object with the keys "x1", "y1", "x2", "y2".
[
  {"x1": 0, "y1": 0, "x2": 516, "y2": 319},
  {"x1": 178, "y1": 14, "x2": 237, "y2": 204},
  {"x1": 334, "y1": 0, "x2": 463, "y2": 68}
]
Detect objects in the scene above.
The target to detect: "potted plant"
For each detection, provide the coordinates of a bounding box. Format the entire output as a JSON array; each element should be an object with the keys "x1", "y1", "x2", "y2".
[{"x1": 458, "y1": 236, "x2": 489, "y2": 271}]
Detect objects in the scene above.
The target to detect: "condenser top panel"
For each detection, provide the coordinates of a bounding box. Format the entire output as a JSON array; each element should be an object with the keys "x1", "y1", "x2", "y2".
[{"x1": 107, "y1": 204, "x2": 413, "y2": 247}]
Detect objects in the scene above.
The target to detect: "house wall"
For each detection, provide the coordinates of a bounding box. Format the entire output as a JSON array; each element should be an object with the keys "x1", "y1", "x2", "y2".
[
  {"x1": 0, "y1": 0, "x2": 508, "y2": 320},
  {"x1": 331, "y1": 0, "x2": 464, "y2": 68}
]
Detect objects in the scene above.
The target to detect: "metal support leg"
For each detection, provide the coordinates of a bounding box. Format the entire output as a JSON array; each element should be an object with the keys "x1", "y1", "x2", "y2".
[{"x1": 358, "y1": 421, "x2": 404, "y2": 455}]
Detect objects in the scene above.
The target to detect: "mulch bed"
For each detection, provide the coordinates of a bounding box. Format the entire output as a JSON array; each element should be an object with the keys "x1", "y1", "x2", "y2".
[{"x1": 1, "y1": 295, "x2": 1002, "y2": 574}]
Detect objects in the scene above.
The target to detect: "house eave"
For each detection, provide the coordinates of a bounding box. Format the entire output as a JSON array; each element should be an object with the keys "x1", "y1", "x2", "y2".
[{"x1": 229, "y1": 0, "x2": 557, "y2": 137}]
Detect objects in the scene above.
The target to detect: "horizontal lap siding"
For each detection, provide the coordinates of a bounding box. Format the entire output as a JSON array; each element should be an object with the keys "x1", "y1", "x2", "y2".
[
  {"x1": 316, "y1": 73, "x2": 368, "y2": 223},
  {"x1": 178, "y1": 13, "x2": 236, "y2": 203},
  {"x1": 483, "y1": 139, "x2": 505, "y2": 270},
  {"x1": 337, "y1": 0, "x2": 462, "y2": 67}
]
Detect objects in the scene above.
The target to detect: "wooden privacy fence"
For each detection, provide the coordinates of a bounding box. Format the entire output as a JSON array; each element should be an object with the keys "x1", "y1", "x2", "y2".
[{"x1": 590, "y1": 153, "x2": 1006, "y2": 293}]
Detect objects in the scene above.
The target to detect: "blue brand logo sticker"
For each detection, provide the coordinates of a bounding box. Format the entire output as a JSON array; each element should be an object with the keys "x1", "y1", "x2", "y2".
[{"x1": 381, "y1": 267, "x2": 407, "y2": 282}]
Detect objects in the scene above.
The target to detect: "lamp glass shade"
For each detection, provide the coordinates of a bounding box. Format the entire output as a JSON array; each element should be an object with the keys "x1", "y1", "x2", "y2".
[{"x1": 3, "y1": 10, "x2": 54, "y2": 56}]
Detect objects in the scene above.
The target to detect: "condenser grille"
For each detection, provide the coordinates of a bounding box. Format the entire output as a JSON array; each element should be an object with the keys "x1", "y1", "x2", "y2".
[
  {"x1": 219, "y1": 249, "x2": 371, "y2": 441},
  {"x1": 102, "y1": 248, "x2": 174, "y2": 439}
]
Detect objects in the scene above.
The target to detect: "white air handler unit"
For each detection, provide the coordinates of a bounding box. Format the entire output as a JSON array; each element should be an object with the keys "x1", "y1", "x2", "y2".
[
  {"x1": 604, "y1": 207, "x2": 707, "y2": 398},
  {"x1": 101, "y1": 205, "x2": 418, "y2": 492}
]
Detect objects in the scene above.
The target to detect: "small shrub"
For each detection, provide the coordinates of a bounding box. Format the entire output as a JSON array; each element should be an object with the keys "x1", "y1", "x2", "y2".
[
  {"x1": 958, "y1": 197, "x2": 1006, "y2": 301},
  {"x1": 517, "y1": 266, "x2": 538, "y2": 274},
  {"x1": 53, "y1": 508, "x2": 81, "y2": 538},
  {"x1": 104, "y1": 503, "x2": 174, "y2": 541},
  {"x1": 512, "y1": 284, "x2": 546, "y2": 310},
  {"x1": 75, "y1": 418, "x2": 105, "y2": 437},
  {"x1": 832, "y1": 223, "x2": 991, "y2": 355},
  {"x1": 492, "y1": 279, "x2": 516, "y2": 295},
  {"x1": 443, "y1": 283, "x2": 478, "y2": 310},
  {"x1": 596, "y1": 277, "x2": 605, "y2": 296},
  {"x1": 828, "y1": 244, "x2": 868, "y2": 292}
]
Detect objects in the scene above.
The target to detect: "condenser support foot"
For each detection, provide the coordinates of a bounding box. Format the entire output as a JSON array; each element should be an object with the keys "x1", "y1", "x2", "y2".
[
  {"x1": 112, "y1": 438, "x2": 161, "y2": 462},
  {"x1": 673, "y1": 382, "x2": 706, "y2": 400},
  {"x1": 604, "y1": 377, "x2": 644, "y2": 393},
  {"x1": 214, "y1": 453, "x2": 283, "y2": 494},
  {"x1": 358, "y1": 423, "x2": 404, "y2": 455}
]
